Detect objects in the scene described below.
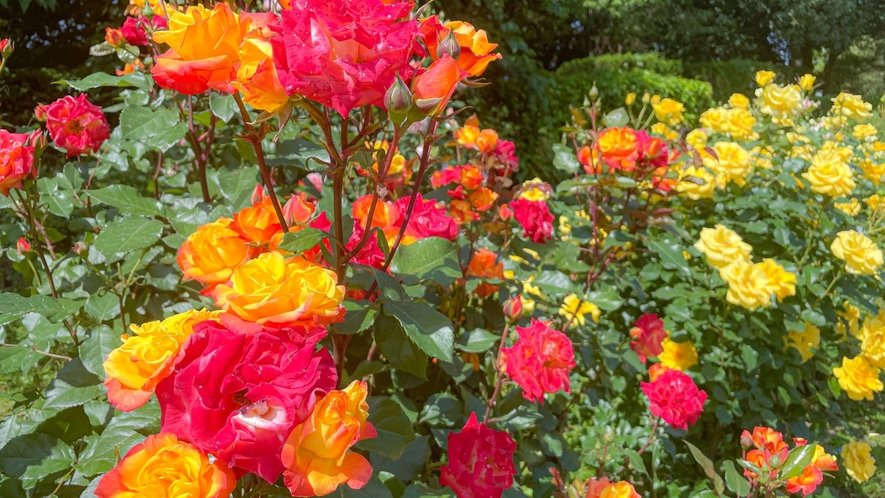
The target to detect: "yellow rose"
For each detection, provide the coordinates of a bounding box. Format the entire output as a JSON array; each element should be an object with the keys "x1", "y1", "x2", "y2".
[
  {"x1": 859, "y1": 310, "x2": 885, "y2": 368},
  {"x1": 853, "y1": 123, "x2": 878, "y2": 141},
  {"x1": 625, "y1": 93, "x2": 636, "y2": 106},
  {"x1": 756, "y1": 84, "x2": 802, "y2": 124},
  {"x1": 866, "y1": 194, "x2": 884, "y2": 213},
  {"x1": 785, "y1": 321, "x2": 820, "y2": 363},
  {"x1": 650, "y1": 123, "x2": 678, "y2": 141},
  {"x1": 703, "y1": 141, "x2": 752, "y2": 185},
  {"x1": 177, "y1": 217, "x2": 255, "y2": 289},
  {"x1": 658, "y1": 337, "x2": 698, "y2": 371},
  {"x1": 859, "y1": 159, "x2": 885, "y2": 185},
  {"x1": 833, "y1": 356, "x2": 883, "y2": 401},
  {"x1": 676, "y1": 165, "x2": 716, "y2": 200},
  {"x1": 559, "y1": 293, "x2": 600, "y2": 327},
  {"x1": 95, "y1": 433, "x2": 236, "y2": 498},
  {"x1": 837, "y1": 300, "x2": 862, "y2": 339},
  {"x1": 842, "y1": 440, "x2": 876, "y2": 483},
  {"x1": 719, "y1": 260, "x2": 772, "y2": 311},
  {"x1": 832, "y1": 92, "x2": 872, "y2": 120},
  {"x1": 103, "y1": 309, "x2": 220, "y2": 411},
  {"x1": 686, "y1": 129, "x2": 708, "y2": 151},
  {"x1": 694, "y1": 224, "x2": 752, "y2": 268},
  {"x1": 831, "y1": 230, "x2": 884, "y2": 275},
  {"x1": 652, "y1": 97, "x2": 685, "y2": 126},
  {"x1": 801, "y1": 150, "x2": 855, "y2": 197},
  {"x1": 799, "y1": 74, "x2": 816, "y2": 92},
  {"x1": 755, "y1": 258, "x2": 796, "y2": 301},
  {"x1": 212, "y1": 251, "x2": 345, "y2": 325},
  {"x1": 723, "y1": 108, "x2": 757, "y2": 140},
  {"x1": 728, "y1": 93, "x2": 750, "y2": 109},
  {"x1": 755, "y1": 70, "x2": 776, "y2": 87},
  {"x1": 699, "y1": 107, "x2": 728, "y2": 132},
  {"x1": 821, "y1": 140, "x2": 853, "y2": 162},
  {"x1": 835, "y1": 198, "x2": 861, "y2": 216}
]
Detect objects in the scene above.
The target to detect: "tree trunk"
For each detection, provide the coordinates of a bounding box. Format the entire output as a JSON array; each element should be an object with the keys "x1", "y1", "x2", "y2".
[{"x1": 821, "y1": 49, "x2": 842, "y2": 94}]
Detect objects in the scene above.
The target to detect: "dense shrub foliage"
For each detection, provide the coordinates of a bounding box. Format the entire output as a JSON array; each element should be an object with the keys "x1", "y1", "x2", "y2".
[{"x1": 1, "y1": 2, "x2": 885, "y2": 498}]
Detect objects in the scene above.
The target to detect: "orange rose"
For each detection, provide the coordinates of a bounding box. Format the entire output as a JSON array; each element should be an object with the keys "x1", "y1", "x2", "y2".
[
  {"x1": 105, "y1": 28, "x2": 125, "y2": 47},
  {"x1": 468, "y1": 187, "x2": 498, "y2": 211},
  {"x1": 212, "y1": 251, "x2": 345, "y2": 326},
  {"x1": 411, "y1": 56, "x2": 465, "y2": 116},
  {"x1": 467, "y1": 248, "x2": 503, "y2": 279},
  {"x1": 236, "y1": 31, "x2": 288, "y2": 112},
  {"x1": 420, "y1": 16, "x2": 501, "y2": 77},
  {"x1": 450, "y1": 198, "x2": 478, "y2": 224},
  {"x1": 596, "y1": 127, "x2": 639, "y2": 172},
  {"x1": 475, "y1": 128, "x2": 499, "y2": 153},
  {"x1": 95, "y1": 433, "x2": 236, "y2": 498},
  {"x1": 455, "y1": 124, "x2": 480, "y2": 147},
  {"x1": 103, "y1": 309, "x2": 220, "y2": 411},
  {"x1": 460, "y1": 165, "x2": 484, "y2": 190},
  {"x1": 177, "y1": 217, "x2": 255, "y2": 289},
  {"x1": 282, "y1": 380, "x2": 377, "y2": 496},
  {"x1": 151, "y1": 4, "x2": 253, "y2": 94},
  {"x1": 352, "y1": 195, "x2": 398, "y2": 230},
  {"x1": 233, "y1": 195, "x2": 284, "y2": 245}
]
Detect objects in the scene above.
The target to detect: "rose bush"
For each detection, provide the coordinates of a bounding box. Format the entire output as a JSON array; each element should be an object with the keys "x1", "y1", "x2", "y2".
[{"x1": 0, "y1": 1, "x2": 884, "y2": 497}]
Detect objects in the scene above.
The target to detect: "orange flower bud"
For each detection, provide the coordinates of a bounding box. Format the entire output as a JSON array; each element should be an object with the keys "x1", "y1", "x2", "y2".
[
  {"x1": 105, "y1": 28, "x2": 126, "y2": 47},
  {"x1": 282, "y1": 380, "x2": 377, "y2": 496}
]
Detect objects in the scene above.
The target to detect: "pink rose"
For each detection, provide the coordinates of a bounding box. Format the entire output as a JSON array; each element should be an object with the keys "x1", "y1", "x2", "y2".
[
  {"x1": 37, "y1": 95, "x2": 109, "y2": 158},
  {"x1": 121, "y1": 16, "x2": 167, "y2": 46},
  {"x1": 511, "y1": 198, "x2": 554, "y2": 243},
  {"x1": 271, "y1": 0, "x2": 419, "y2": 116},
  {"x1": 0, "y1": 130, "x2": 38, "y2": 195},
  {"x1": 393, "y1": 194, "x2": 459, "y2": 241},
  {"x1": 156, "y1": 316, "x2": 336, "y2": 483},
  {"x1": 440, "y1": 413, "x2": 517, "y2": 498},
  {"x1": 501, "y1": 319, "x2": 575, "y2": 402}
]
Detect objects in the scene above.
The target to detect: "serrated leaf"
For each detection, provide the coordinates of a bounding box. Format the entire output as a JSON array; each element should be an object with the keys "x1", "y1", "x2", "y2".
[
  {"x1": 0, "y1": 293, "x2": 83, "y2": 320},
  {"x1": 333, "y1": 300, "x2": 378, "y2": 335},
  {"x1": 87, "y1": 185, "x2": 163, "y2": 216},
  {"x1": 780, "y1": 444, "x2": 815, "y2": 480},
  {"x1": 552, "y1": 143, "x2": 580, "y2": 174},
  {"x1": 58, "y1": 72, "x2": 153, "y2": 92},
  {"x1": 279, "y1": 227, "x2": 327, "y2": 254},
  {"x1": 722, "y1": 460, "x2": 751, "y2": 495},
  {"x1": 685, "y1": 441, "x2": 724, "y2": 494},
  {"x1": 456, "y1": 328, "x2": 499, "y2": 353},
  {"x1": 120, "y1": 105, "x2": 187, "y2": 151},
  {"x1": 85, "y1": 293, "x2": 121, "y2": 323},
  {"x1": 218, "y1": 166, "x2": 259, "y2": 211},
  {"x1": 78, "y1": 325, "x2": 122, "y2": 379},
  {"x1": 374, "y1": 312, "x2": 428, "y2": 378},
  {"x1": 646, "y1": 234, "x2": 690, "y2": 276},
  {"x1": 389, "y1": 237, "x2": 462, "y2": 286},
  {"x1": 383, "y1": 301, "x2": 454, "y2": 362},
  {"x1": 0, "y1": 433, "x2": 75, "y2": 485},
  {"x1": 357, "y1": 397, "x2": 416, "y2": 459},
  {"x1": 94, "y1": 217, "x2": 164, "y2": 255},
  {"x1": 209, "y1": 92, "x2": 236, "y2": 122},
  {"x1": 76, "y1": 404, "x2": 159, "y2": 476},
  {"x1": 418, "y1": 393, "x2": 462, "y2": 427},
  {"x1": 43, "y1": 359, "x2": 103, "y2": 410},
  {"x1": 622, "y1": 448, "x2": 648, "y2": 476}
]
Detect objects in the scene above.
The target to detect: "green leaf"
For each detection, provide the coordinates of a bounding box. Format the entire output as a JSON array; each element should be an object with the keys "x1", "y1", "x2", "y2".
[
  {"x1": 120, "y1": 105, "x2": 188, "y2": 151},
  {"x1": 456, "y1": 328, "x2": 499, "y2": 353},
  {"x1": 79, "y1": 325, "x2": 121, "y2": 379},
  {"x1": 532, "y1": 270, "x2": 578, "y2": 295},
  {"x1": 94, "y1": 217, "x2": 164, "y2": 255},
  {"x1": 209, "y1": 93, "x2": 237, "y2": 122},
  {"x1": 0, "y1": 433, "x2": 75, "y2": 485},
  {"x1": 357, "y1": 397, "x2": 416, "y2": 459},
  {"x1": 374, "y1": 312, "x2": 428, "y2": 378},
  {"x1": 58, "y1": 72, "x2": 153, "y2": 92},
  {"x1": 87, "y1": 185, "x2": 163, "y2": 216},
  {"x1": 333, "y1": 300, "x2": 378, "y2": 335},
  {"x1": 552, "y1": 143, "x2": 581, "y2": 174},
  {"x1": 333, "y1": 475, "x2": 393, "y2": 498},
  {"x1": 418, "y1": 393, "x2": 462, "y2": 427},
  {"x1": 604, "y1": 107, "x2": 629, "y2": 127},
  {"x1": 389, "y1": 237, "x2": 462, "y2": 286},
  {"x1": 722, "y1": 460, "x2": 751, "y2": 495},
  {"x1": 646, "y1": 234, "x2": 690, "y2": 277},
  {"x1": 0, "y1": 293, "x2": 83, "y2": 320},
  {"x1": 43, "y1": 359, "x2": 103, "y2": 410},
  {"x1": 685, "y1": 441, "x2": 724, "y2": 495},
  {"x1": 76, "y1": 403, "x2": 159, "y2": 476},
  {"x1": 383, "y1": 301, "x2": 454, "y2": 362},
  {"x1": 780, "y1": 443, "x2": 816, "y2": 480},
  {"x1": 373, "y1": 436, "x2": 432, "y2": 483},
  {"x1": 586, "y1": 289, "x2": 624, "y2": 311},
  {"x1": 218, "y1": 166, "x2": 259, "y2": 211},
  {"x1": 279, "y1": 228, "x2": 327, "y2": 255},
  {"x1": 622, "y1": 448, "x2": 649, "y2": 476},
  {"x1": 85, "y1": 293, "x2": 121, "y2": 323}
]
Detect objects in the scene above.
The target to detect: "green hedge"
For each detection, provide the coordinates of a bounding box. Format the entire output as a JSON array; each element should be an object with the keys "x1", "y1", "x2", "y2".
[{"x1": 556, "y1": 52, "x2": 684, "y2": 78}]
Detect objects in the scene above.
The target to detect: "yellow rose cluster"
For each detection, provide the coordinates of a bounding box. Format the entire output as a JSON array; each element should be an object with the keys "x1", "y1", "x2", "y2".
[
  {"x1": 830, "y1": 230, "x2": 884, "y2": 275},
  {"x1": 694, "y1": 225, "x2": 796, "y2": 311},
  {"x1": 801, "y1": 150, "x2": 856, "y2": 197}
]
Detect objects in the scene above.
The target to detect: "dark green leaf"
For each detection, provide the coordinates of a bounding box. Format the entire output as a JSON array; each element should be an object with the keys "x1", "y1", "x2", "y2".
[
  {"x1": 722, "y1": 460, "x2": 751, "y2": 495},
  {"x1": 209, "y1": 93, "x2": 236, "y2": 122},
  {"x1": 58, "y1": 72, "x2": 153, "y2": 92},
  {"x1": 418, "y1": 393, "x2": 462, "y2": 427},
  {"x1": 357, "y1": 397, "x2": 416, "y2": 459},
  {"x1": 85, "y1": 293, "x2": 120, "y2": 323},
  {"x1": 333, "y1": 301, "x2": 378, "y2": 335},
  {"x1": 79, "y1": 325, "x2": 121, "y2": 379},
  {"x1": 646, "y1": 234, "x2": 690, "y2": 277},
  {"x1": 685, "y1": 441, "x2": 724, "y2": 494},
  {"x1": 120, "y1": 105, "x2": 187, "y2": 151},
  {"x1": 94, "y1": 217, "x2": 164, "y2": 255},
  {"x1": 0, "y1": 293, "x2": 83, "y2": 320},
  {"x1": 279, "y1": 228, "x2": 327, "y2": 254},
  {"x1": 374, "y1": 312, "x2": 428, "y2": 378},
  {"x1": 780, "y1": 443, "x2": 816, "y2": 480},
  {"x1": 383, "y1": 301, "x2": 454, "y2": 362},
  {"x1": 43, "y1": 359, "x2": 103, "y2": 410},
  {"x1": 456, "y1": 328, "x2": 499, "y2": 353},
  {"x1": 389, "y1": 237, "x2": 462, "y2": 286},
  {"x1": 552, "y1": 143, "x2": 580, "y2": 174},
  {"x1": 87, "y1": 185, "x2": 163, "y2": 216}
]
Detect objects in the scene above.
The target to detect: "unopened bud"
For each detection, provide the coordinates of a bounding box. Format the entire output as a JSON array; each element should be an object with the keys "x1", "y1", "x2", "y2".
[
  {"x1": 641, "y1": 92, "x2": 650, "y2": 104},
  {"x1": 34, "y1": 104, "x2": 47, "y2": 123},
  {"x1": 16, "y1": 237, "x2": 31, "y2": 255},
  {"x1": 0, "y1": 38, "x2": 12, "y2": 58},
  {"x1": 588, "y1": 83, "x2": 599, "y2": 101},
  {"x1": 740, "y1": 431, "x2": 754, "y2": 449},
  {"x1": 437, "y1": 30, "x2": 461, "y2": 60},
  {"x1": 768, "y1": 454, "x2": 782, "y2": 469},
  {"x1": 625, "y1": 92, "x2": 636, "y2": 106},
  {"x1": 502, "y1": 295, "x2": 522, "y2": 319},
  {"x1": 384, "y1": 75, "x2": 414, "y2": 117},
  {"x1": 105, "y1": 27, "x2": 125, "y2": 48},
  {"x1": 250, "y1": 184, "x2": 265, "y2": 205},
  {"x1": 73, "y1": 241, "x2": 88, "y2": 255}
]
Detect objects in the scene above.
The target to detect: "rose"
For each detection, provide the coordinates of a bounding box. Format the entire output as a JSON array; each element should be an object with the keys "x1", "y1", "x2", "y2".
[
  {"x1": 103, "y1": 309, "x2": 220, "y2": 411},
  {"x1": 784, "y1": 465, "x2": 823, "y2": 496},
  {"x1": 95, "y1": 433, "x2": 236, "y2": 498},
  {"x1": 652, "y1": 97, "x2": 684, "y2": 126},
  {"x1": 675, "y1": 165, "x2": 716, "y2": 200},
  {"x1": 281, "y1": 380, "x2": 377, "y2": 496},
  {"x1": 641, "y1": 369, "x2": 707, "y2": 430},
  {"x1": 786, "y1": 322, "x2": 820, "y2": 363},
  {"x1": 830, "y1": 230, "x2": 883, "y2": 275},
  {"x1": 157, "y1": 318, "x2": 336, "y2": 482},
  {"x1": 393, "y1": 194, "x2": 459, "y2": 241},
  {"x1": 419, "y1": 16, "x2": 501, "y2": 77},
  {"x1": 177, "y1": 217, "x2": 255, "y2": 291},
  {"x1": 466, "y1": 248, "x2": 503, "y2": 279},
  {"x1": 595, "y1": 127, "x2": 639, "y2": 171},
  {"x1": 703, "y1": 141, "x2": 752, "y2": 186},
  {"x1": 121, "y1": 16, "x2": 167, "y2": 46},
  {"x1": 755, "y1": 258, "x2": 796, "y2": 302},
  {"x1": 755, "y1": 70, "x2": 775, "y2": 87},
  {"x1": 151, "y1": 4, "x2": 261, "y2": 94},
  {"x1": 833, "y1": 355, "x2": 884, "y2": 401},
  {"x1": 832, "y1": 92, "x2": 873, "y2": 119},
  {"x1": 271, "y1": 0, "x2": 418, "y2": 116},
  {"x1": 511, "y1": 198, "x2": 554, "y2": 243},
  {"x1": 842, "y1": 440, "x2": 876, "y2": 483},
  {"x1": 658, "y1": 338, "x2": 698, "y2": 371},
  {"x1": 600, "y1": 482, "x2": 641, "y2": 498},
  {"x1": 630, "y1": 313, "x2": 667, "y2": 363},
  {"x1": 694, "y1": 224, "x2": 752, "y2": 269},
  {"x1": 501, "y1": 319, "x2": 576, "y2": 403},
  {"x1": 802, "y1": 150, "x2": 856, "y2": 197},
  {"x1": 232, "y1": 195, "x2": 285, "y2": 245},
  {"x1": 235, "y1": 27, "x2": 288, "y2": 113},
  {"x1": 37, "y1": 95, "x2": 109, "y2": 158},
  {"x1": 0, "y1": 130, "x2": 37, "y2": 196},
  {"x1": 440, "y1": 412, "x2": 517, "y2": 498},
  {"x1": 411, "y1": 56, "x2": 466, "y2": 116},
  {"x1": 212, "y1": 251, "x2": 344, "y2": 326},
  {"x1": 756, "y1": 83, "x2": 802, "y2": 122},
  {"x1": 859, "y1": 310, "x2": 885, "y2": 368},
  {"x1": 719, "y1": 260, "x2": 772, "y2": 311}
]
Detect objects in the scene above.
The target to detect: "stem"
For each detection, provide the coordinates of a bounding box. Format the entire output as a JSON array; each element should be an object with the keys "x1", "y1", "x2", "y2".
[
  {"x1": 233, "y1": 94, "x2": 289, "y2": 233},
  {"x1": 484, "y1": 321, "x2": 511, "y2": 423},
  {"x1": 332, "y1": 334, "x2": 351, "y2": 387},
  {"x1": 1, "y1": 343, "x2": 72, "y2": 361},
  {"x1": 187, "y1": 95, "x2": 212, "y2": 203}
]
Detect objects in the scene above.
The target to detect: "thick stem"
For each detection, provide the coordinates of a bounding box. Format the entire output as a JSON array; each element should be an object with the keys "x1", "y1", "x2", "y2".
[
  {"x1": 187, "y1": 96, "x2": 212, "y2": 203},
  {"x1": 332, "y1": 334, "x2": 351, "y2": 387}
]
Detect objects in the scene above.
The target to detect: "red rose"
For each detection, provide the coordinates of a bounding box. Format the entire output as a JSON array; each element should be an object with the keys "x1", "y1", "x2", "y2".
[
  {"x1": 121, "y1": 16, "x2": 167, "y2": 46},
  {"x1": 393, "y1": 194, "x2": 459, "y2": 241},
  {"x1": 510, "y1": 198, "x2": 554, "y2": 243},
  {"x1": 156, "y1": 316, "x2": 336, "y2": 483},
  {"x1": 271, "y1": 0, "x2": 419, "y2": 116},
  {"x1": 629, "y1": 313, "x2": 668, "y2": 363},
  {"x1": 641, "y1": 369, "x2": 707, "y2": 430},
  {"x1": 441, "y1": 413, "x2": 517, "y2": 497},
  {"x1": 0, "y1": 130, "x2": 38, "y2": 195},
  {"x1": 38, "y1": 95, "x2": 110, "y2": 158},
  {"x1": 501, "y1": 319, "x2": 576, "y2": 403}
]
